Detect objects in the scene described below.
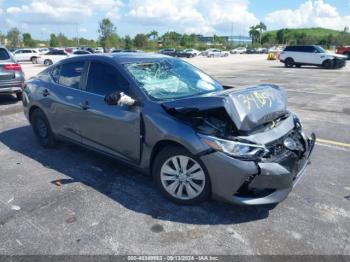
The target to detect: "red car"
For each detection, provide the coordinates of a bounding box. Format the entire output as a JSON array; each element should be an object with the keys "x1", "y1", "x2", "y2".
[{"x1": 336, "y1": 46, "x2": 350, "y2": 60}]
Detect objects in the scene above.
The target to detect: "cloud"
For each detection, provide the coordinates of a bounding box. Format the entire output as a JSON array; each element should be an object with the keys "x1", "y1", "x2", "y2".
[
  {"x1": 127, "y1": 0, "x2": 258, "y2": 34},
  {"x1": 266, "y1": 0, "x2": 350, "y2": 30},
  {"x1": 3, "y1": 0, "x2": 123, "y2": 25}
]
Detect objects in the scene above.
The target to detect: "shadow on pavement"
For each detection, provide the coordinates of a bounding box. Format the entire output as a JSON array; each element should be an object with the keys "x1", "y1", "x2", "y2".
[
  {"x1": 0, "y1": 125, "x2": 274, "y2": 225},
  {"x1": 0, "y1": 94, "x2": 18, "y2": 106}
]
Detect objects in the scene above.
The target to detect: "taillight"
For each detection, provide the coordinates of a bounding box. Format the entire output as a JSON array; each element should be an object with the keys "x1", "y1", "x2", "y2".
[{"x1": 3, "y1": 63, "x2": 22, "y2": 71}]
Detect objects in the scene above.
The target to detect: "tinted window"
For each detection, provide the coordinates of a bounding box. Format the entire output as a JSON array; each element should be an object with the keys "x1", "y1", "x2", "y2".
[
  {"x1": 304, "y1": 46, "x2": 315, "y2": 53},
  {"x1": 0, "y1": 48, "x2": 10, "y2": 60},
  {"x1": 86, "y1": 62, "x2": 129, "y2": 96},
  {"x1": 23, "y1": 50, "x2": 32, "y2": 53},
  {"x1": 58, "y1": 62, "x2": 84, "y2": 89}
]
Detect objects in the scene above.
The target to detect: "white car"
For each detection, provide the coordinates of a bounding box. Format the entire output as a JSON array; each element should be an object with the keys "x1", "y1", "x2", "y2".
[
  {"x1": 230, "y1": 47, "x2": 247, "y2": 54},
  {"x1": 183, "y1": 49, "x2": 201, "y2": 56},
  {"x1": 13, "y1": 49, "x2": 40, "y2": 63},
  {"x1": 280, "y1": 45, "x2": 347, "y2": 69},
  {"x1": 206, "y1": 49, "x2": 229, "y2": 58},
  {"x1": 37, "y1": 49, "x2": 70, "y2": 66},
  {"x1": 94, "y1": 47, "x2": 104, "y2": 53}
]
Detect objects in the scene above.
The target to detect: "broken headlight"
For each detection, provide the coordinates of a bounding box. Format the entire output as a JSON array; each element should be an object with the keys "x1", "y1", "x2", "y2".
[{"x1": 200, "y1": 135, "x2": 269, "y2": 159}]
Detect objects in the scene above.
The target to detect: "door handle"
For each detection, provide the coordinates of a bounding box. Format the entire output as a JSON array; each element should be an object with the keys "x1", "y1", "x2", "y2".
[
  {"x1": 79, "y1": 101, "x2": 90, "y2": 110},
  {"x1": 42, "y1": 89, "x2": 49, "y2": 97}
]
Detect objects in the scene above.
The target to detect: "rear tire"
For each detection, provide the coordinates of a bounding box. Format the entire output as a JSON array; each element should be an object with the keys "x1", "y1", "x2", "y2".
[
  {"x1": 153, "y1": 146, "x2": 211, "y2": 205},
  {"x1": 16, "y1": 92, "x2": 23, "y2": 101},
  {"x1": 30, "y1": 109, "x2": 56, "y2": 148},
  {"x1": 284, "y1": 58, "x2": 294, "y2": 68}
]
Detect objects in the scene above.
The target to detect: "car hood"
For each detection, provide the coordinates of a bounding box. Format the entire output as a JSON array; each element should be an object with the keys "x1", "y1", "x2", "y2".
[
  {"x1": 329, "y1": 53, "x2": 347, "y2": 59},
  {"x1": 162, "y1": 84, "x2": 288, "y2": 132}
]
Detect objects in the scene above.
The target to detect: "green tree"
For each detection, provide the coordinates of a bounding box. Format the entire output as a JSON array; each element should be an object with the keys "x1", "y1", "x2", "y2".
[
  {"x1": 22, "y1": 33, "x2": 36, "y2": 47},
  {"x1": 0, "y1": 31, "x2": 6, "y2": 45},
  {"x1": 257, "y1": 22, "x2": 267, "y2": 44},
  {"x1": 6, "y1": 28, "x2": 21, "y2": 48},
  {"x1": 98, "y1": 18, "x2": 119, "y2": 49},
  {"x1": 134, "y1": 33, "x2": 148, "y2": 48},
  {"x1": 49, "y1": 33, "x2": 59, "y2": 47},
  {"x1": 147, "y1": 30, "x2": 158, "y2": 41},
  {"x1": 249, "y1": 25, "x2": 260, "y2": 44},
  {"x1": 124, "y1": 35, "x2": 133, "y2": 49}
]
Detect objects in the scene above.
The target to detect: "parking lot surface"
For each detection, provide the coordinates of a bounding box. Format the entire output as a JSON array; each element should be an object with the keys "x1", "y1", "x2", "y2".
[{"x1": 0, "y1": 55, "x2": 349, "y2": 255}]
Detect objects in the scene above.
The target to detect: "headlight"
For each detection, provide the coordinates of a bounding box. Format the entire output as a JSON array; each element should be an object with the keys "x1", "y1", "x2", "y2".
[{"x1": 200, "y1": 135, "x2": 268, "y2": 159}]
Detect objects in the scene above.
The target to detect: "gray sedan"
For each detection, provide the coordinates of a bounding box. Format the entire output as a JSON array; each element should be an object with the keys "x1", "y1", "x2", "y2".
[{"x1": 22, "y1": 53, "x2": 315, "y2": 205}]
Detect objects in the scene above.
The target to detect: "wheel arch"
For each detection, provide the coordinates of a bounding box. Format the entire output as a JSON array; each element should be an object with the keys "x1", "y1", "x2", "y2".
[{"x1": 150, "y1": 140, "x2": 189, "y2": 176}]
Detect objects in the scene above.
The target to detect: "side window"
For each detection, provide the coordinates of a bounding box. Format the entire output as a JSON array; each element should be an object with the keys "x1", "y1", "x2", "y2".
[
  {"x1": 306, "y1": 46, "x2": 316, "y2": 53},
  {"x1": 50, "y1": 65, "x2": 61, "y2": 83},
  {"x1": 86, "y1": 62, "x2": 129, "y2": 96},
  {"x1": 58, "y1": 62, "x2": 84, "y2": 89}
]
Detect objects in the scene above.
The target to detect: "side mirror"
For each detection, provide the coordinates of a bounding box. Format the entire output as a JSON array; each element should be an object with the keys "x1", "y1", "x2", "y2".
[{"x1": 104, "y1": 91, "x2": 137, "y2": 106}]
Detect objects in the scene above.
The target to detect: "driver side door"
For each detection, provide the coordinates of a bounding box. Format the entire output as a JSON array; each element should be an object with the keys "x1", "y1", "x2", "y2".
[{"x1": 78, "y1": 61, "x2": 141, "y2": 163}]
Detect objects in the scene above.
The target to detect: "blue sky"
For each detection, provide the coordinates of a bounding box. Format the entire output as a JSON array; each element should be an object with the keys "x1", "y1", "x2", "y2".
[{"x1": 0, "y1": 0, "x2": 349, "y2": 40}]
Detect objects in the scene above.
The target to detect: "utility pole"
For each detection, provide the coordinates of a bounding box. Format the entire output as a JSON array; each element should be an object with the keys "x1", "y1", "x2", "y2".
[
  {"x1": 230, "y1": 22, "x2": 233, "y2": 48},
  {"x1": 76, "y1": 24, "x2": 79, "y2": 47}
]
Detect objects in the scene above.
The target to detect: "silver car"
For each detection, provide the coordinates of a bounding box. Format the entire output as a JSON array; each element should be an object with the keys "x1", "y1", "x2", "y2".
[
  {"x1": 0, "y1": 46, "x2": 25, "y2": 100},
  {"x1": 22, "y1": 53, "x2": 315, "y2": 205}
]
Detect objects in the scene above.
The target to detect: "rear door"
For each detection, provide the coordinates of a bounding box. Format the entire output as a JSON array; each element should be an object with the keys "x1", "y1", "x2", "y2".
[
  {"x1": 44, "y1": 61, "x2": 86, "y2": 142},
  {"x1": 78, "y1": 61, "x2": 141, "y2": 163}
]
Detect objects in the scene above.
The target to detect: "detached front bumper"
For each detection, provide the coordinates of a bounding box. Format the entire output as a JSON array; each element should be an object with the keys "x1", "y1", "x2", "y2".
[{"x1": 201, "y1": 132, "x2": 316, "y2": 205}]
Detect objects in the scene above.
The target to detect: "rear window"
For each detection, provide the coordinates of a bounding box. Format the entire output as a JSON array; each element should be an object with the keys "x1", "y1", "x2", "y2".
[
  {"x1": 58, "y1": 62, "x2": 84, "y2": 89},
  {"x1": 0, "y1": 48, "x2": 10, "y2": 60}
]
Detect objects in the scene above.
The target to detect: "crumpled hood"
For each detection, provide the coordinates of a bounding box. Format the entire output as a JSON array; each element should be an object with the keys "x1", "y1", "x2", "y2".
[{"x1": 162, "y1": 84, "x2": 288, "y2": 132}]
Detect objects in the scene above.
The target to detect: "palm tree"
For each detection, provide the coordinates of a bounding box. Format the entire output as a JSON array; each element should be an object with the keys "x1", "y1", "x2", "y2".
[
  {"x1": 249, "y1": 25, "x2": 260, "y2": 44},
  {"x1": 147, "y1": 30, "x2": 158, "y2": 41},
  {"x1": 257, "y1": 22, "x2": 267, "y2": 45}
]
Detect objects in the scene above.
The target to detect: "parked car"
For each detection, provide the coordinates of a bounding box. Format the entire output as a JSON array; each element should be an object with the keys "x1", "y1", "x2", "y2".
[
  {"x1": 336, "y1": 46, "x2": 350, "y2": 60},
  {"x1": 12, "y1": 48, "x2": 40, "y2": 63},
  {"x1": 280, "y1": 45, "x2": 347, "y2": 69},
  {"x1": 175, "y1": 50, "x2": 196, "y2": 58},
  {"x1": 0, "y1": 46, "x2": 24, "y2": 100},
  {"x1": 72, "y1": 50, "x2": 92, "y2": 55},
  {"x1": 94, "y1": 47, "x2": 104, "y2": 54},
  {"x1": 23, "y1": 53, "x2": 315, "y2": 205},
  {"x1": 183, "y1": 49, "x2": 201, "y2": 56},
  {"x1": 159, "y1": 48, "x2": 177, "y2": 57},
  {"x1": 246, "y1": 48, "x2": 257, "y2": 54},
  {"x1": 37, "y1": 49, "x2": 70, "y2": 66},
  {"x1": 230, "y1": 47, "x2": 247, "y2": 54},
  {"x1": 206, "y1": 49, "x2": 229, "y2": 57}
]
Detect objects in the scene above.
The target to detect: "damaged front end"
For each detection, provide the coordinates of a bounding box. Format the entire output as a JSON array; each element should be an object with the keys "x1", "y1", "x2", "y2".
[{"x1": 163, "y1": 84, "x2": 316, "y2": 205}]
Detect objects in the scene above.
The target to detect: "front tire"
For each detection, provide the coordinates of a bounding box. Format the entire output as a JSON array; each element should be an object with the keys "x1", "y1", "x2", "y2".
[
  {"x1": 284, "y1": 58, "x2": 294, "y2": 68},
  {"x1": 16, "y1": 92, "x2": 23, "y2": 101},
  {"x1": 44, "y1": 59, "x2": 53, "y2": 66},
  {"x1": 153, "y1": 146, "x2": 211, "y2": 205},
  {"x1": 30, "y1": 109, "x2": 56, "y2": 148},
  {"x1": 322, "y1": 59, "x2": 333, "y2": 69}
]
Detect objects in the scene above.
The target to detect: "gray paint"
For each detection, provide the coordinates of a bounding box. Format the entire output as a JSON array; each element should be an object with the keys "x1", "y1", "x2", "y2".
[{"x1": 22, "y1": 53, "x2": 315, "y2": 205}]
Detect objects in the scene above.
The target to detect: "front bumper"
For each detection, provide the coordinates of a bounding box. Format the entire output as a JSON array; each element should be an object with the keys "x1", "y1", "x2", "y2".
[{"x1": 201, "y1": 132, "x2": 316, "y2": 205}]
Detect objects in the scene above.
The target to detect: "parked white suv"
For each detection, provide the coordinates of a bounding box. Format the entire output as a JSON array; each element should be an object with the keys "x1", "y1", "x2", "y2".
[
  {"x1": 280, "y1": 45, "x2": 347, "y2": 69},
  {"x1": 13, "y1": 49, "x2": 40, "y2": 63}
]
